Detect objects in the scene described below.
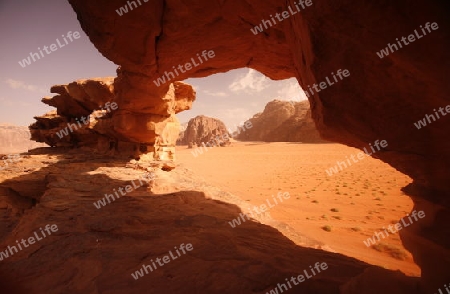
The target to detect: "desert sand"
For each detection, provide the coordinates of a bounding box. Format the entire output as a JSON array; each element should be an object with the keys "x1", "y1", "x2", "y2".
[
  {"x1": 176, "y1": 141, "x2": 421, "y2": 277},
  {"x1": 1, "y1": 147, "x2": 423, "y2": 293},
  {"x1": 0, "y1": 144, "x2": 424, "y2": 292}
]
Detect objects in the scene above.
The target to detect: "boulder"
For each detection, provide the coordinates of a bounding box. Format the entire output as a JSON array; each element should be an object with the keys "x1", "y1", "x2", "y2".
[{"x1": 177, "y1": 115, "x2": 231, "y2": 147}]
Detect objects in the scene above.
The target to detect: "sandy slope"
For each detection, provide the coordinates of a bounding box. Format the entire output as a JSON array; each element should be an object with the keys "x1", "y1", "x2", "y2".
[{"x1": 176, "y1": 142, "x2": 421, "y2": 277}]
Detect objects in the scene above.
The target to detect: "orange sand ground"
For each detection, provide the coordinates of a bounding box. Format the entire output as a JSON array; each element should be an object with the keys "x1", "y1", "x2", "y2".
[{"x1": 176, "y1": 142, "x2": 421, "y2": 277}]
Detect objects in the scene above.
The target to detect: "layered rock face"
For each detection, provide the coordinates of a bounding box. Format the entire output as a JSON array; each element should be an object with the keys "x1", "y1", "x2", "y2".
[
  {"x1": 177, "y1": 115, "x2": 230, "y2": 147},
  {"x1": 236, "y1": 100, "x2": 326, "y2": 143},
  {"x1": 30, "y1": 78, "x2": 195, "y2": 160},
  {"x1": 66, "y1": 0, "x2": 450, "y2": 292},
  {"x1": 0, "y1": 125, "x2": 45, "y2": 154},
  {"x1": 30, "y1": 78, "x2": 116, "y2": 149}
]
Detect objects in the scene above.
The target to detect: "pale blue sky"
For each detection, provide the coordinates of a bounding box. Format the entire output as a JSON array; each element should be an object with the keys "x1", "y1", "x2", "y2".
[{"x1": 0, "y1": 0, "x2": 306, "y2": 130}]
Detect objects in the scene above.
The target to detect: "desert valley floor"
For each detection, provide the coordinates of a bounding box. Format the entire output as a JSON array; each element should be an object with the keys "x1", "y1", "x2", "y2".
[
  {"x1": 176, "y1": 142, "x2": 421, "y2": 277},
  {"x1": 0, "y1": 142, "x2": 427, "y2": 292}
]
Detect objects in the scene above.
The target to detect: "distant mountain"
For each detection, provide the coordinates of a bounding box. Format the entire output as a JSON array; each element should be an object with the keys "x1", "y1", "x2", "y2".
[
  {"x1": 0, "y1": 125, "x2": 46, "y2": 154},
  {"x1": 236, "y1": 100, "x2": 327, "y2": 143}
]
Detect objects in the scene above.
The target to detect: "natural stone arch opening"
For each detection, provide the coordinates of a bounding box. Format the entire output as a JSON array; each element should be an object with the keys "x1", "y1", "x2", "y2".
[
  {"x1": 178, "y1": 68, "x2": 307, "y2": 131},
  {"x1": 172, "y1": 68, "x2": 422, "y2": 277},
  {"x1": 67, "y1": 0, "x2": 450, "y2": 292}
]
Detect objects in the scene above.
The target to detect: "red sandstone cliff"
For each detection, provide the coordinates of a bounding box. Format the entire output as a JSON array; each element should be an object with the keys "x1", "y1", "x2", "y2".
[{"x1": 237, "y1": 100, "x2": 326, "y2": 143}]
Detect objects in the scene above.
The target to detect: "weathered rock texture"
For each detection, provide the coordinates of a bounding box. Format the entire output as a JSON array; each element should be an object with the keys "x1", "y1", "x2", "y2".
[
  {"x1": 177, "y1": 115, "x2": 230, "y2": 146},
  {"x1": 30, "y1": 78, "x2": 195, "y2": 161},
  {"x1": 236, "y1": 100, "x2": 326, "y2": 143},
  {"x1": 62, "y1": 0, "x2": 450, "y2": 292},
  {"x1": 0, "y1": 125, "x2": 45, "y2": 154}
]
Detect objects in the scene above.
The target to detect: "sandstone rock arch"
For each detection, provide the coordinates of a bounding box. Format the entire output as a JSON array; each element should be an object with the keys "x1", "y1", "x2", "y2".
[{"x1": 67, "y1": 0, "x2": 450, "y2": 292}]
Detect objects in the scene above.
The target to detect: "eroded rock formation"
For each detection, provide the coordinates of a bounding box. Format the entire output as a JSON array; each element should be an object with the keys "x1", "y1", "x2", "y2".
[
  {"x1": 60, "y1": 0, "x2": 450, "y2": 292},
  {"x1": 66, "y1": 0, "x2": 450, "y2": 189},
  {"x1": 30, "y1": 78, "x2": 195, "y2": 161},
  {"x1": 236, "y1": 100, "x2": 326, "y2": 143},
  {"x1": 177, "y1": 115, "x2": 230, "y2": 147}
]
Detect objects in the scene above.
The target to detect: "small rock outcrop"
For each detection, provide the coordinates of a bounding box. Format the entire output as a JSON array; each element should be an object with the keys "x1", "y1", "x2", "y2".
[
  {"x1": 236, "y1": 100, "x2": 326, "y2": 143},
  {"x1": 177, "y1": 115, "x2": 231, "y2": 147},
  {"x1": 29, "y1": 78, "x2": 195, "y2": 160},
  {"x1": 0, "y1": 124, "x2": 46, "y2": 154}
]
